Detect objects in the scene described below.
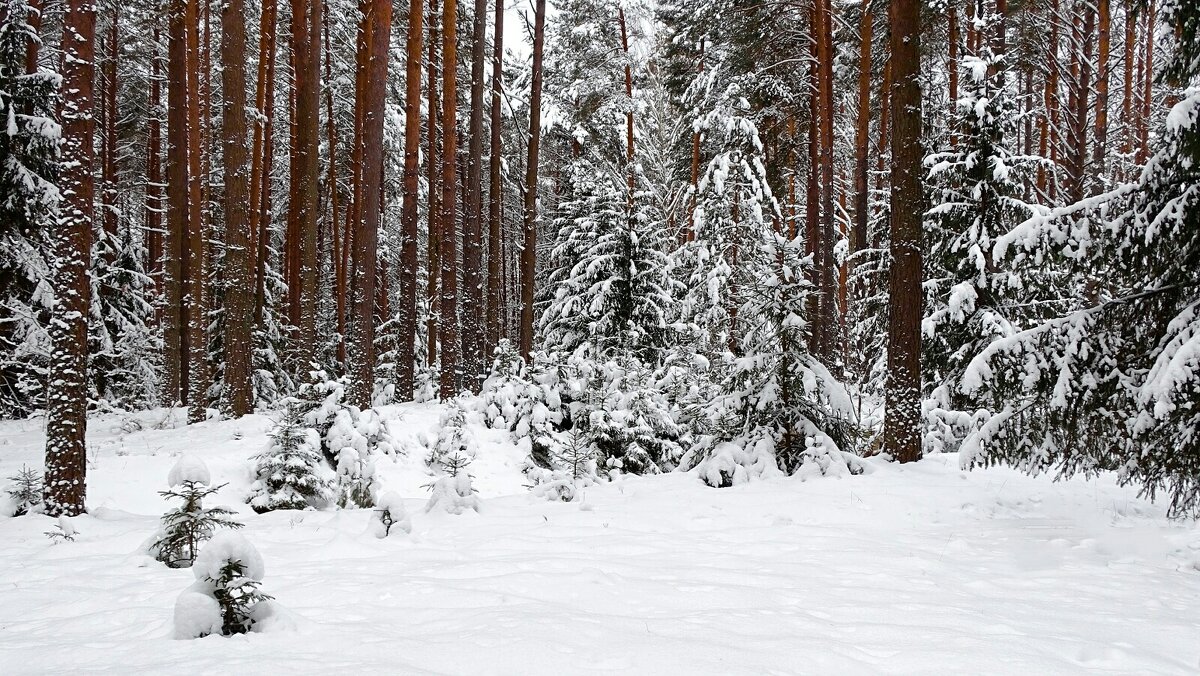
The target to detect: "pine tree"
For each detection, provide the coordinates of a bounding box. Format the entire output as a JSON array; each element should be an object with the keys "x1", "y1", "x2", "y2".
[
  {"x1": 961, "y1": 0, "x2": 1200, "y2": 516},
  {"x1": 4, "y1": 464, "x2": 41, "y2": 516},
  {"x1": 248, "y1": 399, "x2": 334, "y2": 512},
  {"x1": 0, "y1": 0, "x2": 57, "y2": 417},
  {"x1": 923, "y1": 10, "x2": 1039, "y2": 454},
  {"x1": 150, "y1": 457, "x2": 244, "y2": 569}
]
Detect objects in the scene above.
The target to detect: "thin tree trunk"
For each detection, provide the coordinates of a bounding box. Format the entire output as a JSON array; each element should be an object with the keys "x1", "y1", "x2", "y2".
[
  {"x1": 462, "y1": 0, "x2": 488, "y2": 390},
  {"x1": 438, "y1": 0, "x2": 460, "y2": 398},
  {"x1": 44, "y1": 0, "x2": 96, "y2": 517},
  {"x1": 164, "y1": 0, "x2": 189, "y2": 407},
  {"x1": 520, "y1": 0, "x2": 546, "y2": 360},
  {"x1": 249, "y1": 0, "x2": 278, "y2": 329},
  {"x1": 426, "y1": 0, "x2": 441, "y2": 369},
  {"x1": 400, "y1": 0, "x2": 424, "y2": 398},
  {"x1": 102, "y1": 10, "x2": 119, "y2": 251},
  {"x1": 147, "y1": 28, "x2": 164, "y2": 288},
  {"x1": 347, "y1": 0, "x2": 393, "y2": 408},
  {"x1": 326, "y1": 9, "x2": 345, "y2": 368},
  {"x1": 883, "y1": 0, "x2": 923, "y2": 463},
  {"x1": 1137, "y1": 0, "x2": 1153, "y2": 164},
  {"x1": 486, "y1": 0, "x2": 504, "y2": 352},
  {"x1": 948, "y1": 5, "x2": 958, "y2": 147},
  {"x1": 222, "y1": 0, "x2": 252, "y2": 417},
  {"x1": 852, "y1": 4, "x2": 872, "y2": 267},
  {"x1": 1094, "y1": 0, "x2": 1110, "y2": 175},
  {"x1": 185, "y1": 0, "x2": 208, "y2": 424},
  {"x1": 815, "y1": 0, "x2": 838, "y2": 362},
  {"x1": 618, "y1": 5, "x2": 635, "y2": 193}
]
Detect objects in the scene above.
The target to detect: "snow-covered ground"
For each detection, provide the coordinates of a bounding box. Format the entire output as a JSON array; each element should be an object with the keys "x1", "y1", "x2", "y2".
[{"x1": 1, "y1": 404, "x2": 1199, "y2": 674}]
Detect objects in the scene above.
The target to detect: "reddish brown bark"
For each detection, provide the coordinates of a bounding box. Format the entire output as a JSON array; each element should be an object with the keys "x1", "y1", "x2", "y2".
[
  {"x1": 486, "y1": 0, "x2": 505, "y2": 351},
  {"x1": 400, "y1": 0, "x2": 425, "y2": 397},
  {"x1": 222, "y1": 0, "x2": 253, "y2": 417},
  {"x1": 289, "y1": 0, "x2": 322, "y2": 370},
  {"x1": 44, "y1": 0, "x2": 96, "y2": 517},
  {"x1": 462, "y1": 0, "x2": 488, "y2": 389},
  {"x1": 185, "y1": 0, "x2": 208, "y2": 424},
  {"x1": 1094, "y1": 0, "x2": 1111, "y2": 174},
  {"x1": 520, "y1": 0, "x2": 546, "y2": 360},
  {"x1": 164, "y1": 0, "x2": 189, "y2": 406},
  {"x1": 146, "y1": 28, "x2": 164, "y2": 287},
  {"x1": 883, "y1": 0, "x2": 923, "y2": 463},
  {"x1": 438, "y1": 0, "x2": 460, "y2": 398},
  {"x1": 426, "y1": 0, "x2": 442, "y2": 368},
  {"x1": 249, "y1": 0, "x2": 278, "y2": 329}
]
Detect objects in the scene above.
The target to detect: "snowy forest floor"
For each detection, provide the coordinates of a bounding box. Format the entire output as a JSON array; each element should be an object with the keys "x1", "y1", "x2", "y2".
[{"x1": 1, "y1": 405, "x2": 1199, "y2": 675}]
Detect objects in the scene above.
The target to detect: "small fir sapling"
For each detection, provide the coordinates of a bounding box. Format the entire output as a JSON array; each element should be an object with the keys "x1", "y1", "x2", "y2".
[
  {"x1": 328, "y1": 408, "x2": 378, "y2": 508},
  {"x1": 150, "y1": 455, "x2": 243, "y2": 568},
  {"x1": 44, "y1": 515, "x2": 77, "y2": 543},
  {"x1": 4, "y1": 465, "x2": 42, "y2": 516},
  {"x1": 531, "y1": 431, "x2": 597, "y2": 502},
  {"x1": 370, "y1": 492, "x2": 412, "y2": 538},
  {"x1": 175, "y1": 532, "x2": 273, "y2": 638},
  {"x1": 424, "y1": 451, "x2": 482, "y2": 515},
  {"x1": 248, "y1": 399, "x2": 335, "y2": 513}
]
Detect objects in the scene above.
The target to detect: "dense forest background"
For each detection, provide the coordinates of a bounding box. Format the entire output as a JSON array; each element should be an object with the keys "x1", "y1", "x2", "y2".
[{"x1": 2, "y1": 0, "x2": 1198, "y2": 518}]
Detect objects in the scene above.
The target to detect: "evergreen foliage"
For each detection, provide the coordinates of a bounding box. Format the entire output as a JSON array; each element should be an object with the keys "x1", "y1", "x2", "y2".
[{"x1": 248, "y1": 399, "x2": 335, "y2": 513}]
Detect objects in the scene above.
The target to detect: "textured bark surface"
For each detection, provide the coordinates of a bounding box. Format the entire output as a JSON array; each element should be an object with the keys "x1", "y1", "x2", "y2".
[
  {"x1": 347, "y1": 0, "x2": 393, "y2": 408},
  {"x1": 486, "y1": 0, "x2": 504, "y2": 352},
  {"x1": 426, "y1": 0, "x2": 441, "y2": 369},
  {"x1": 883, "y1": 0, "x2": 923, "y2": 464},
  {"x1": 399, "y1": 0, "x2": 424, "y2": 398},
  {"x1": 164, "y1": 0, "x2": 189, "y2": 407},
  {"x1": 222, "y1": 0, "x2": 253, "y2": 417},
  {"x1": 44, "y1": 0, "x2": 96, "y2": 517},
  {"x1": 290, "y1": 0, "x2": 322, "y2": 372},
  {"x1": 462, "y1": 0, "x2": 488, "y2": 390},
  {"x1": 438, "y1": 0, "x2": 460, "y2": 399},
  {"x1": 185, "y1": 0, "x2": 208, "y2": 424},
  {"x1": 520, "y1": 0, "x2": 546, "y2": 360}
]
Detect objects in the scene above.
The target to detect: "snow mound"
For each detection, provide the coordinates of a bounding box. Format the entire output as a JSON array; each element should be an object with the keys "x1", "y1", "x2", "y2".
[
  {"x1": 425, "y1": 474, "x2": 482, "y2": 515},
  {"x1": 168, "y1": 454, "x2": 211, "y2": 487},
  {"x1": 193, "y1": 531, "x2": 265, "y2": 582},
  {"x1": 370, "y1": 492, "x2": 412, "y2": 538},
  {"x1": 173, "y1": 588, "x2": 222, "y2": 639}
]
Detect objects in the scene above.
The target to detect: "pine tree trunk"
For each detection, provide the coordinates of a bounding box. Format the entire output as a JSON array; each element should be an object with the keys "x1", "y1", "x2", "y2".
[
  {"x1": 347, "y1": 0, "x2": 393, "y2": 408},
  {"x1": 222, "y1": 0, "x2": 253, "y2": 417},
  {"x1": 948, "y1": 5, "x2": 958, "y2": 147},
  {"x1": 426, "y1": 0, "x2": 442, "y2": 369},
  {"x1": 147, "y1": 28, "x2": 164, "y2": 289},
  {"x1": 400, "y1": 0, "x2": 424, "y2": 399},
  {"x1": 249, "y1": 0, "x2": 278, "y2": 330},
  {"x1": 102, "y1": 11, "x2": 119, "y2": 254},
  {"x1": 1094, "y1": 0, "x2": 1110, "y2": 174},
  {"x1": 815, "y1": 0, "x2": 838, "y2": 362},
  {"x1": 185, "y1": 0, "x2": 209, "y2": 424},
  {"x1": 618, "y1": 6, "x2": 635, "y2": 192},
  {"x1": 326, "y1": 11, "x2": 345, "y2": 368},
  {"x1": 486, "y1": 0, "x2": 504, "y2": 353},
  {"x1": 438, "y1": 0, "x2": 460, "y2": 399},
  {"x1": 165, "y1": 0, "x2": 189, "y2": 407},
  {"x1": 462, "y1": 0, "x2": 488, "y2": 390},
  {"x1": 44, "y1": 0, "x2": 96, "y2": 517},
  {"x1": 520, "y1": 0, "x2": 546, "y2": 360},
  {"x1": 1121, "y1": 2, "x2": 1135, "y2": 176},
  {"x1": 852, "y1": 4, "x2": 872, "y2": 267},
  {"x1": 1137, "y1": 0, "x2": 1153, "y2": 164},
  {"x1": 1066, "y1": 4, "x2": 1094, "y2": 203},
  {"x1": 290, "y1": 0, "x2": 322, "y2": 373},
  {"x1": 883, "y1": 0, "x2": 923, "y2": 464}
]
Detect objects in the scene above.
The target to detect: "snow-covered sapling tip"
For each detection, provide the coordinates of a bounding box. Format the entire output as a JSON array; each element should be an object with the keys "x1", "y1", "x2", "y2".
[
  {"x1": 424, "y1": 459, "x2": 482, "y2": 515},
  {"x1": 151, "y1": 460, "x2": 244, "y2": 568},
  {"x1": 370, "y1": 492, "x2": 412, "y2": 538},
  {"x1": 44, "y1": 515, "x2": 76, "y2": 543},
  {"x1": 4, "y1": 465, "x2": 43, "y2": 516},
  {"x1": 175, "y1": 532, "x2": 273, "y2": 638}
]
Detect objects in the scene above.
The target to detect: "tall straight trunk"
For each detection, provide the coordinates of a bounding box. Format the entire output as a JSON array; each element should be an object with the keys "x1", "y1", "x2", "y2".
[
  {"x1": 426, "y1": 0, "x2": 441, "y2": 368},
  {"x1": 437, "y1": 0, "x2": 460, "y2": 398},
  {"x1": 687, "y1": 41, "x2": 705, "y2": 242},
  {"x1": 883, "y1": 0, "x2": 923, "y2": 464},
  {"x1": 1065, "y1": 4, "x2": 1094, "y2": 203},
  {"x1": 249, "y1": 0, "x2": 278, "y2": 328},
  {"x1": 462, "y1": 0, "x2": 488, "y2": 390},
  {"x1": 22, "y1": 0, "x2": 40, "y2": 75},
  {"x1": 486, "y1": 0, "x2": 504, "y2": 352},
  {"x1": 222, "y1": 0, "x2": 253, "y2": 417},
  {"x1": 347, "y1": 0, "x2": 393, "y2": 408},
  {"x1": 102, "y1": 10, "x2": 119, "y2": 248},
  {"x1": 520, "y1": 0, "x2": 546, "y2": 360},
  {"x1": 948, "y1": 5, "x2": 958, "y2": 147},
  {"x1": 1121, "y1": 3, "x2": 1135, "y2": 171},
  {"x1": 815, "y1": 0, "x2": 837, "y2": 362},
  {"x1": 326, "y1": 10, "x2": 346, "y2": 368},
  {"x1": 399, "y1": 0, "x2": 424, "y2": 398},
  {"x1": 290, "y1": 0, "x2": 322, "y2": 371},
  {"x1": 805, "y1": 51, "x2": 820, "y2": 355},
  {"x1": 185, "y1": 0, "x2": 208, "y2": 424},
  {"x1": 1038, "y1": 0, "x2": 1060, "y2": 198},
  {"x1": 1093, "y1": 0, "x2": 1110, "y2": 175},
  {"x1": 164, "y1": 0, "x2": 189, "y2": 406},
  {"x1": 44, "y1": 0, "x2": 96, "y2": 517},
  {"x1": 618, "y1": 6, "x2": 635, "y2": 190},
  {"x1": 852, "y1": 3, "x2": 872, "y2": 253},
  {"x1": 147, "y1": 29, "x2": 164, "y2": 286},
  {"x1": 1137, "y1": 0, "x2": 1153, "y2": 164}
]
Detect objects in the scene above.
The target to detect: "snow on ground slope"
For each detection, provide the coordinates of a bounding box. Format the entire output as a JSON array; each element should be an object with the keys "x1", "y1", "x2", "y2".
[{"x1": 1, "y1": 405, "x2": 1199, "y2": 675}]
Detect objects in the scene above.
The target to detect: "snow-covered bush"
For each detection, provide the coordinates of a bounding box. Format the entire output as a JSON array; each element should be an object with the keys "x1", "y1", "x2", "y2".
[
  {"x1": 3, "y1": 465, "x2": 42, "y2": 516},
  {"x1": 328, "y1": 408, "x2": 378, "y2": 508},
  {"x1": 528, "y1": 431, "x2": 597, "y2": 502},
  {"x1": 175, "y1": 532, "x2": 273, "y2": 638},
  {"x1": 370, "y1": 492, "x2": 412, "y2": 538},
  {"x1": 150, "y1": 455, "x2": 243, "y2": 568},
  {"x1": 249, "y1": 400, "x2": 335, "y2": 513},
  {"x1": 424, "y1": 404, "x2": 478, "y2": 473},
  {"x1": 44, "y1": 515, "x2": 76, "y2": 543}
]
